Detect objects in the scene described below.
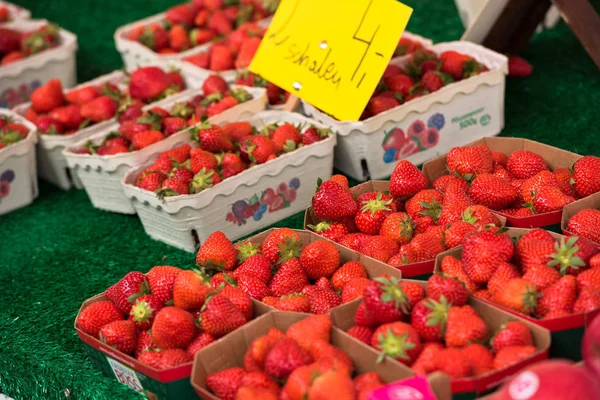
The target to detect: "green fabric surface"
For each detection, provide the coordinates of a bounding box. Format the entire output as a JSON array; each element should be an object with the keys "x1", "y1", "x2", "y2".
[{"x1": 1, "y1": 0, "x2": 600, "y2": 399}]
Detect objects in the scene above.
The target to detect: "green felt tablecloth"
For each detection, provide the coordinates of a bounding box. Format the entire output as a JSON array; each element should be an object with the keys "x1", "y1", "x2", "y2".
[{"x1": 1, "y1": 0, "x2": 600, "y2": 399}]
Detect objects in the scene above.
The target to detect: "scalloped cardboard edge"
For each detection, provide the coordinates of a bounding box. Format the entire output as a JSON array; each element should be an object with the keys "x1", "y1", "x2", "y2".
[
  {"x1": 302, "y1": 40, "x2": 508, "y2": 180},
  {"x1": 191, "y1": 310, "x2": 452, "y2": 400},
  {"x1": 0, "y1": 20, "x2": 78, "y2": 108},
  {"x1": 304, "y1": 179, "x2": 506, "y2": 278},
  {"x1": 331, "y1": 280, "x2": 550, "y2": 396},
  {"x1": 432, "y1": 227, "x2": 600, "y2": 361},
  {"x1": 0, "y1": 108, "x2": 38, "y2": 215},
  {"x1": 422, "y1": 136, "x2": 582, "y2": 229}
]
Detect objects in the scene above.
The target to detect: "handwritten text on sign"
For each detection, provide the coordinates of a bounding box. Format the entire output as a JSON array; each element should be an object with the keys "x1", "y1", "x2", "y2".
[{"x1": 249, "y1": 0, "x2": 412, "y2": 121}]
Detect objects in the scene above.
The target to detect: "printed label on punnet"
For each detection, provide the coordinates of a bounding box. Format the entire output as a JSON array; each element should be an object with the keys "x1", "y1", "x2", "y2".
[
  {"x1": 107, "y1": 357, "x2": 144, "y2": 393},
  {"x1": 369, "y1": 375, "x2": 437, "y2": 400},
  {"x1": 250, "y1": 0, "x2": 412, "y2": 121}
]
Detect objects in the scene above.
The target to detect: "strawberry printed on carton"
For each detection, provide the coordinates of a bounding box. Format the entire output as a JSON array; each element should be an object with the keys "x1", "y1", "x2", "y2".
[
  {"x1": 434, "y1": 227, "x2": 600, "y2": 360},
  {"x1": 305, "y1": 161, "x2": 506, "y2": 278},
  {"x1": 191, "y1": 229, "x2": 401, "y2": 315},
  {"x1": 331, "y1": 278, "x2": 550, "y2": 396}
]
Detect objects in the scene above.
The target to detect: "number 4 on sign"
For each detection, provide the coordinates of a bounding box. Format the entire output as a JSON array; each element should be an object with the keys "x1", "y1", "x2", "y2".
[{"x1": 250, "y1": 0, "x2": 413, "y2": 121}]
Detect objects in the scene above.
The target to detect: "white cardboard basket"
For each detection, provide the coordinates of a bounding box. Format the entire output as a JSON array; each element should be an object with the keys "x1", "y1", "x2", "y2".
[
  {"x1": 12, "y1": 60, "x2": 207, "y2": 191},
  {"x1": 114, "y1": 11, "x2": 272, "y2": 70},
  {"x1": 0, "y1": 19, "x2": 78, "y2": 110},
  {"x1": 63, "y1": 86, "x2": 267, "y2": 215},
  {"x1": 0, "y1": 108, "x2": 38, "y2": 215},
  {"x1": 302, "y1": 41, "x2": 508, "y2": 180},
  {"x1": 121, "y1": 111, "x2": 336, "y2": 253},
  {"x1": 182, "y1": 31, "x2": 434, "y2": 84},
  {"x1": 0, "y1": 1, "x2": 31, "y2": 24}
]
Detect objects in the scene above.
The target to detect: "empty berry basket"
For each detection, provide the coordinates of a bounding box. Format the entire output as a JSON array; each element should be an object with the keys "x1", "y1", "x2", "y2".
[
  {"x1": 302, "y1": 41, "x2": 508, "y2": 181},
  {"x1": 63, "y1": 86, "x2": 267, "y2": 215},
  {"x1": 0, "y1": 108, "x2": 37, "y2": 215},
  {"x1": 121, "y1": 111, "x2": 336, "y2": 253}
]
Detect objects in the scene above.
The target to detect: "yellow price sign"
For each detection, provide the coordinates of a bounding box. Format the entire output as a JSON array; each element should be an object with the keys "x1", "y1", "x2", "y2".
[{"x1": 249, "y1": 0, "x2": 413, "y2": 121}]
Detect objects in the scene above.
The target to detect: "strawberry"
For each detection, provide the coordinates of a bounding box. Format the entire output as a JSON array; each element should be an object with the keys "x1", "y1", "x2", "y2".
[
  {"x1": 437, "y1": 184, "x2": 474, "y2": 226},
  {"x1": 80, "y1": 95, "x2": 118, "y2": 123},
  {"x1": 590, "y1": 253, "x2": 600, "y2": 269},
  {"x1": 354, "y1": 372, "x2": 384, "y2": 393},
  {"x1": 446, "y1": 145, "x2": 494, "y2": 179},
  {"x1": 389, "y1": 161, "x2": 428, "y2": 199},
  {"x1": 0, "y1": 27, "x2": 21, "y2": 54},
  {"x1": 331, "y1": 261, "x2": 367, "y2": 291},
  {"x1": 499, "y1": 207, "x2": 534, "y2": 217},
  {"x1": 522, "y1": 264, "x2": 560, "y2": 291},
  {"x1": 244, "y1": 328, "x2": 284, "y2": 371},
  {"x1": 474, "y1": 289, "x2": 493, "y2": 300},
  {"x1": 264, "y1": 338, "x2": 312, "y2": 379},
  {"x1": 532, "y1": 186, "x2": 575, "y2": 213},
  {"x1": 552, "y1": 168, "x2": 577, "y2": 197},
  {"x1": 165, "y1": 3, "x2": 196, "y2": 26},
  {"x1": 129, "y1": 295, "x2": 163, "y2": 331},
  {"x1": 577, "y1": 269, "x2": 600, "y2": 292},
  {"x1": 461, "y1": 344, "x2": 494, "y2": 375},
  {"x1": 210, "y1": 44, "x2": 235, "y2": 71},
  {"x1": 206, "y1": 96, "x2": 238, "y2": 117},
  {"x1": 135, "y1": 331, "x2": 157, "y2": 358},
  {"x1": 172, "y1": 269, "x2": 213, "y2": 310},
  {"x1": 548, "y1": 236, "x2": 591, "y2": 276},
  {"x1": 269, "y1": 259, "x2": 309, "y2": 297},
  {"x1": 492, "y1": 278, "x2": 540, "y2": 315},
  {"x1": 156, "y1": 176, "x2": 189, "y2": 198},
  {"x1": 445, "y1": 305, "x2": 488, "y2": 347},
  {"x1": 493, "y1": 346, "x2": 537, "y2": 370},
  {"x1": 200, "y1": 294, "x2": 247, "y2": 337},
  {"x1": 363, "y1": 276, "x2": 408, "y2": 324},
  {"x1": 440, "y1": 50, "x2": 484, "y2": 79},
  {"x1": 572, "y1": 156, "x2": 600, "y2": 198},
  {"x1": 239, "y1": 372, "x2": 280, "y2": 394},
  {"x1": 307, "y1": 221, "x2": 350, "y2": 242},
  {"x1": 347, "y1": 326, "x2": 374, "y2": 345},
  {"x1": 161, "y1": 116, "x2": 187, "y2": 137},
  {"x1": 129, "y1": 66, "x2": 173, "y2": 102},
  {"x1": 487, "y1": 262, "x2": 521, "y2": 295},
  {"x1": 422, "y1": 70, "x2": 453, "y2": 92},
  {"x1": 190, "y1": 28, "x2": 215, "y2": 46},
  {"x1": 219, "y1": 285, "x2": 253, "y2": 321},
  {"x1": 66, "y1": 85, "x2": 100, "y2": 105},
  {"x1": 405, "y1": 189, "x2": 444, "y2": 221},
  {"x1": 286, "y1": 314, "x2": 332, "y2": 352},
  {"x1": 432, "y1": 175, "x2": 469, "y2": 193},
  {"x1": 105, "y1": 271, "x2": 149, "y2": 314},
  {"x1": 427, "y1": 274, "x2": 468, "y2": 306},
  {"x1": 184, "y1": 51, "x2": 210, "y2": 68},
  {"x1": 411, "y1": 297, "x2": 450, "y2": 342},
  {"x1": 302, "y1": 125, "x2": 330, "y2": 145},
  {"x1": 355, "y1": 193, "x2": 394, "y2": 234},
  {"x1": 76, "y1": 301, "x2": 123, "y2": 338},
  {"x1": 439, "y1": 256, "x2": 478, "y2": 293},
  {"x1": 372, "y1": 322, "x2": 422, "y2": 366},
  {"x1": 237, "y1": 387, "x2": 278, "y2": 400},
  {"x1": 196, "y1": 231, "x2": 237, "y2": 271},
  {"x1": 303, "y1": 285, "x2": 341, "y2": 314},
  {"x1": 191, "y1": 121, "x2": 232, "y2": 153},
  {"x1": 308, "y1": 370, "x2": 355, "y2": 399},
  {"x1": 312, "y1": 179, "x2": 357, "y2": 221},
  {"x1": 272, "y1": 123, "x2": 301, "y2": 153},
  {"x1": 491, "y1": 321, "x2": 533, "y2": 354},
  {"x1": 48, "y1": 104, "x2": 84, "y2": 130},
  {"x1": 520, "y1": 171, "x2": 560, "y2": 203},
  {"x1": 360, "y1": 235, "x2": 400, "y2": 262},
  {"x1": 146, "y1": 265, "x2": 181, "y2": 304},
  {"x1": 237, "y1": 274, "x2": 271, "y2": 300},
  {"x1": 168, "y1": 25, "x2": 192, "y2": 52},
  {"x1": 239, "y1": 135, "x2": 276, "y2": 164},
  {"x1": 233, "y1": 254, "x2": 272, "y2": 284},
  {"x1": 185, "y1": 333, "x2": 215, "y2": 359},
  {"x1": 434, "y1": 348, "x2": 472, "y2": 378},
  {"x1": 444, "y1": 221, "x2": 477, "y2": 249},
  {"x1": 275, "y1": 293, "x2": 311, "y2": 313},
  {"x1": 405, "y1": 232, "x2": 445, "y2": 262},
  {"x1": 337, "y1": 233, "x2": 370, "y2": 251},
  {"x1": 151, "y1": 306, "x2": 197, "y2": 349},
  {"x1": 468, "y1": 173, "x2": 519, "y2": 210},
  {"x1": 221, "y1": 121, "x2": 253, "y2": 142},
  {"x1": 573, "y1": 287, "x2": 600, "y2": 313},
  {"x1": 354, "y1": 300, "x2": 378, "y2": 327},
  {"x1": 567, "y1": 210, "x2": 600, "y2": 243},
  {"x1": 462, "y1": 230, "x2": 514, "y2": 283},
  {"x1": 310, "y1": 341, "x2": 353, "y2": 373},
  {"x1": 379, "y1": 212, "x2": 414, "y2": 245},
  {"x1": 506, "y1": 150, "x2": 548, "y2": 180},
  {"x1": 131, "y1": 130, "x2": 164, "y2": 150},
  {"x1": 206, "y1": 367, "x2": 245, "y2": 400},
  {"x1": 188, "y1": 149, "x2": 216, "y2": 176},
  {"x1": 411, "y1": 342, "x2": 444, "y2": 376},
  {"x1": 99, "y1": 320, "x2": 137, "y2": 355},
  {"x1": 342, "y1": 277, "x2": 371, "y2": 303},
  {"x1": 508, "y1": 55, "x2": 533, "y2": 77},
  {"x1": 367, "y1": 96, "x2": 399, "y2": 116},
  {"x1": 383, "y1": 73, "x2": 414, "y2": 97},
  {"x1": 201, "y1": 75, "x2": 228, "y2": 96},
  {"x1": 136, "y1": 171, "x2": 166, "y2": 191},
  {"x1": 235, "y1": 36, "x2": 261, "y2": 69},
  {"x1": 262, "y1": 228, "x2": 302, "y2": 264}
]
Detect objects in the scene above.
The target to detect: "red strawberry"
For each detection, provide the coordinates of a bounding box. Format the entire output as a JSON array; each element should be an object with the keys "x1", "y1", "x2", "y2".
[
  {"x1": 363, "y1": 276, "x2": 409, "y2": 324},
  {"x1": 235, "y1": 36, "x2": 261, "y2": 69},
  {"x1": 372, "y1": 322, "x2": 422, "y2": 366},
  {"x1": 202, "y1": 75, "x2": 228, "y2": 96},
  {"x1": 146, "y1": 265, "x2": 181, "y2": 304},
  {"x1": 422, "y1": 70, "x2": 453, "y2": 92},
  {"x1": 520, "y1": 171, "x2": 560, "y2": 203},
  {"x1": 80, "y1": 96, "x2": 118, "y2": 122},
  {"x1": 360, "y1": 235, "x2": 400, "y2": 262},
  {"x1": 240, "y1": 135, "x2": 276, "y2": 164},
  {"x1": 440, "y1": 50, "x2": 483, "y2": 80},
  {"x1": 302, "y1": 125, "x2": 330, "y2": 145},
  {"x1": 206, "y1": 367, "x2": 245, "y2": 400},
  {"x1": 237, "y1": 274, "x2": 271, "y2": 301},
  {"x1": 172, "y1": 269, "x2": 213, "y2": 310},
  {"x1": 427, "y1": 274, "x2": 468, "y2": 306},
  {"x1": 432, "y1": 175, "x2": 469, "y2": 193},
  {"x1": 572, "y1": 156, "x2": 600, "y2": 198},
  {"x1": 166, "y1": 3, "x2": 196, "y2": 26},
  {"x1": 574, "y1": 287, "x2": 600, "y2": 313},
  {"x1": 567, "y1": 209, "x2": 600, "y2": 244},
  {"x1": 219, "y1": 285, "x2": 253, "y2": 321},
  {"x1": 437, "y1": 184, "x2": 474, "y2": 226},
  {"x1": 445, "y1": 305, "x2": 488, "y2": 348},
  {"x1": 446, "y1": 145, "x2": 494, "y2": 179},
  {"x1": 411, "y1": 297, "x2": 450, "y2": 342},
  {"x1": 577, "y1": 268, "x2": 600, "y2": 293},
  {"x1": 49, "y1": 104, "x2": 84, "y2": 130},
  {"x1": 379, "y1": 212, "x2": 414, "y2": 245},
  {"x1": 506, "y1": 150, "x2": 548, "y2": 180},
  {"x1": 444, "y1": 221, "x2": 477, "y2": 249},
  {"x1": 272, "y1": 123, "x2": 301, "y2": 153},
  {"x1": 162, "y1": 117, "x2": 188, "y2": 136},
  {"x1": 262, "y1": 228, "x2": 302, "y2": 264},
  {"x1": 210, "y1": 44, "x2": 235, "y2": 71},
  {"x1": 303, "y1": 285, "x2": 342, "y2": 314},
  {"x1": 76, "y1": 301, "x2": 123, "y2": 338},
  {"x1": 239, "y1": 371, "x2": 280, "y2": 394},
  {"x1": 135, "y1": 331, "x2": 157, "y2": 358},
  {"x1": 468, "y1": 173, "x2": 519, "y2": 210},
  {"x1": 383, "y1": 73, "x2": 414, "y2": 97},
  {"x1": 405, "y1": 232, "x2": 445, "y2": 262},
  {"x1": 342, "y1": 277, "x2": 371, "y2": 303},
  {"x1": 355, "y1": 193, "x2": 394, "y2": 234},
  {"x1": 355, "y1": 300, "x2": 378, "y2": 327},
  {"x1": 462, "y1": 230, "x2": 514, "y2": 283},
  {"x1": 131, "y1": 130, "x2": 164, "y2": 150},
  {"x1": 99, "y1": 320, "x2": 137, "y2": 355},
  {"x1": 233, "y1": 254, "x2": 272, "y2": 284},
  {"x1": 105, "y1": 271, "x2": 149, "y2": 314},
  {"x1": 312, "y1": 179, "x2": 357, "y2": 221},
  {"x1": 553, "y1": 168, "x2": 577, "y2": 197},
  {"x1": 129, "y1": 295, "x2": 163, "y2": 331},
  {"x1": 307, "y1": 221, "x2": 350, "y2": 242},
  {"x1": 488, "y1": 262, "x2": 521, "y2": 295},
  {"x1": 411, "y1": 342, "x2": 444, "y2": 376},
  {"x1": 129, "y1": 67, "x2": 172, "y2": 102},
  {"x1": 151, "y1": 306, "x2": 197, "y2": 349},
  {"x1": 208, "y1": 10, "x2": 233, "y2": 35},
  {"x1": 276, "y1": 293, "x2": 311, "y2": 313},
  {"x1": 434, "y1": 348, "x2": 472, "y2": 378},
  {"x1": 264, "y1": 338, "x2": 313, "y2": 380},
  {"x1": 523, "y1": 264, "x2": 560, "y2": 291},
  {"x1": 190, "y1": 28, "x2": 215, "y2": 46},
  {"x1": 508, "y1": 56, "x2": 533, "y2": 78},
  {"x1": 192, "y1": 121, "x2": 233, "y2": 153},
  {"x1": 493, "y1": 278, "x2": 540, "y2": 316},
  {"x1": 184, "y1": 51, "x2": 210, "y2": 68},
  {"x1": 0, "y1": 27, "x2": 21, "y2": 54},
  {"x1": 66, "y1": 85, "x2": 100, "y2": 105},
  {"x1": 491, "y1": 321, "x2": 533, "y2": 354},
  {"x1": 493, "y1": 346, "x2": 537, "y2": 370},
  {"x1": 389, "y1": 161, "x2": 428, "y2": 199},
  {"x1": 186, "y1": 332, "x2": 216, "y2": 358},
  {"x1": 548, "y1": 236, "x2": 592, "y2": 276},
  {"x1": 347, "y1": 326, "x2": 374, "y2": 345},
  {"x1": 200, "y1": 294, "x2": 247, "y2": 337},
  {"x1": 331, "y1": 261, "x2": 367, "y2": 291},
  {"x1": 367, "y1": 96, "x2": 399, "y2": 116},
  {"x1": 440, "y1": 255, "x2": 480, "y2": 293},
  {"x1": 196, "y1": 231, "x2": 237, "y2": 271},
  {"x1": 532, "y1": 186, "x2": 575, "y2": 213},
  {"x1": 462, "y1": 344, "x2": 494, "y2": 375}
]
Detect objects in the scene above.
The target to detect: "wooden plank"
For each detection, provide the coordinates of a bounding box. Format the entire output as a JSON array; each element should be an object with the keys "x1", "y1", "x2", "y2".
[{"x1": 554, "y1": 0, "x2": 600, "y2": 68}]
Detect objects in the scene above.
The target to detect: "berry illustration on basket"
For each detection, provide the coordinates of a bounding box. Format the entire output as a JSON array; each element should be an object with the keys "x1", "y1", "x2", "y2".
[
  {"x1": 382, "y1": 113, "x2": 445, "y2": 163},
  {"x1": 0, "y1": 169, "x2": 15, "y2": 203},
  {"x1": 0, "y1": 80, "x2": 41, "y2": 108},
  {"x1": 226, "y1": 178, "x2": 300, "y2": 225}
]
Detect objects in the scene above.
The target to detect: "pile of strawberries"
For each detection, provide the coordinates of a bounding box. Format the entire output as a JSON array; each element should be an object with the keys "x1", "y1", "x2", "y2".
[
  {"x1": 363, "y1": 49, "x2": 488, "y2": 119},
  {"x1": 133, "y1": 106, "x2": 331, "y2": 198},
  {"x1": 72, "y1": 75, "x2": 252, "y2": 157},
  {"x1": 0, "y1": 115, "x2": 30, "y2": 149},
  {"x1": 205, "y1": 314, "x2": 389, "y2": 400},
  {"x1": 441, "y1": 228, "x2": 600, "y2": 319},
  {"x1": 345, "y1": 275, "x2": 539, "y2": 379},
  {"x1": 188, "y1": 230, "x2": 387, "y2": 315},
  {"x1": 234, "y1": 71, "x2": 289, "y2": 107},
  {"x1": 0, "y1": 23, "x2": 60, "y2": 65},
  {"x1": 567, "y1": 208, "x2": 600, "y2": 245},
  {"x1": 308, "y1": 168, "x2": 502, "y2": 268},
  {"x1": 436, "y1": 145, "x2": 600, "y2": 218},
  {"x1": 23, "y1": 66, "x2": 187, "y2": 136},
  {"x1": 126, "y1": 0, "x2": 273, "y2": 54},
  {"x1": 76, "y1": 265, "x2": 256, "y2": 370}
]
